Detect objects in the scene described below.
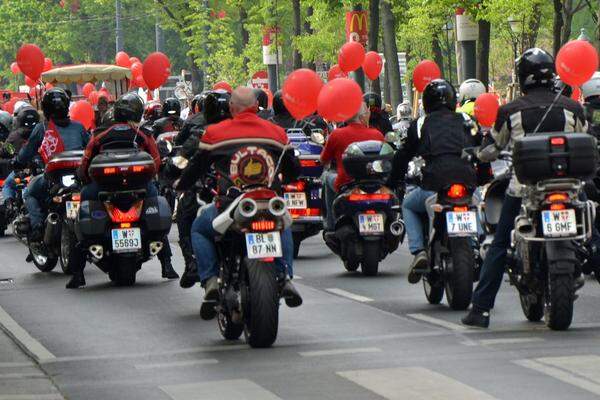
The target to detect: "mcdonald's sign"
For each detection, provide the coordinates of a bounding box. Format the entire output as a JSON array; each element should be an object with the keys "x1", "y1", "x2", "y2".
[{"x1": 345, "y1": 11, "x2": 368, "y2": 45}]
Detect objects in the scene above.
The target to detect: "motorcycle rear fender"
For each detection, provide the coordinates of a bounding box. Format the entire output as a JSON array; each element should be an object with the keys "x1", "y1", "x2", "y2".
[
  {"x1": 76, "y1": 200, "x2": 109, "y2": 241},
  {"x1": 142, "y1": 196, "x2": 172, "y2": 235},
  {"x1": 545, "y1": 240, "x2": 576, "y2": 274}
]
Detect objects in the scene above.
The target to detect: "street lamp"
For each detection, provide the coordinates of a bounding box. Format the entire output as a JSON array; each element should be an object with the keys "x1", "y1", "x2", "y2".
[
  {"x1": 577, "y1": 28, "x2": 591, "y2": 42},
  {"x1": 507, "y1": 16, "x2": 522, "y2": 100},
  {"x1": 442, "y1": 21, "x2": 454, "y2": 84}
]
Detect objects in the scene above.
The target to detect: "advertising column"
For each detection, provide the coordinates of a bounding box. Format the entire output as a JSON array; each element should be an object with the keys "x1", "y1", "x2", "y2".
[
  {"x1": 262, "y1": 26, "x2": 282, "y2": 93},
  {"x1": 455, "y1": 8, "x2": 478, "y2": 82}
]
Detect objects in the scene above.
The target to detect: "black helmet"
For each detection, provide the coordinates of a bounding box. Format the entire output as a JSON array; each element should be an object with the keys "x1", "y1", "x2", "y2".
[
  {"x1": 114, "y1": 92, "x2": 144, "y2": 123},
  {"x1": 41, "y1": 88, "x2": 69, "y2": 120},
  {"x1": 272, "y1": 90, "x2": 289, "y2": 116},
  {"x1": 191, "y1": 92, "x2": 210, "y2": 114},
  {"x1": 203, "y1": 90, "x2": 231, "y2": 125},
  {"x1": 422, "y1": 79, "x2": 457, "y2": 113},
  {"x1": 363, "y1": 92, "x2": 382, "y2": 111},
  {"x1": 16, "y1": 106, "x2": 40, "y2": 129},
  {"x1": 162, "y1": 97, "x2": 181, "y2": 117},
  {"x1": 517, "y1": 48, "x2": 555, "y2": 94},
  {"x1": 254, "y1": 88, "x2": 269, "y2": 110}
]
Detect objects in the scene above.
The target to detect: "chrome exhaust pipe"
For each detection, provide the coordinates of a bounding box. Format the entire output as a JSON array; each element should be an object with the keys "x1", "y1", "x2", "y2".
[
  {"x1": 389, "y1": 220, "x2": 405, "y2": 237},
  {"x1": 268, "y1": 197, "x2": 287, "y2": 217},
  {"x1": 149, "y1": 241, "x2": 163, "y2": 257},
  {"x1": 43, "y1": 213, "x2": 61, "y2": 246},
  {"x1": 89, "y1": 245, "x2": 104, "y2": 260}
]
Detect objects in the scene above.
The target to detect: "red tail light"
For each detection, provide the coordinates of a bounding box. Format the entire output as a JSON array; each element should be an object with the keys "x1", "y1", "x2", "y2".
[
  {"x1": 447, "y1": 184, "x2": 467, "y2": 199},
  {"x1": 103, "y1": 167, "x2": 117, "y2": 175},
  {"x1": 348, "y1": 193, "x2": 392, "y2": 202},
  {"x1": 290, "y1": 208, "x2": 321, "y2": 218},
  {"x1": 105, "y1": 201, "x2": 143, "y2": 223},
  {"x1": 550, "y1": 203, "x2": 566, "y2": 210},
  {"x1": 546, "y1": 192, "x2": 569, "y2": 203},
  {"x1": 453, "y1": 206, "x2": 468, "y2": 212},
  {"x1": 72, "y1": 193, "x2": 81, "y2": 201},
  {"x1": 283, "y1": 181, "x2": 306, "y2": 192},
  {"x1": 551, "y1": 137, "x2": 565, "y2": 146},
  {"x1": 0, "y1": 179, "x2": 4, "y2": 186},
  {"x1": 300, "y1": 159, "x2": 319, "y2": 167},
  {"x1": 251, "y1": 220, "x2": 276, "y2": 231}
]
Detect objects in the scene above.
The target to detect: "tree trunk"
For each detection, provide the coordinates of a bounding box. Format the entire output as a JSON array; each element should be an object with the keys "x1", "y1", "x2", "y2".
[
  {"x1": 292, "y1": 0, "x2": 302, "y2": 69},
  {"x1": 381, "y1": 0, "x2": 402, "y2": 106},
  {"x1": 304, "y1": 6, "x2": 316, "y2": 70},
  {"x1": 383, "y1": 57, "x2": 391, "y2": 105},
  {"x1": 476, "y1": 19, "x2": 491, "y2": 87},
  {"x1": 432, "y1": 37, "x2": 445, "y2": 79},
  {"x1": 562, "y1": 0, "x2": 574, "y2": 44},
  {"x1": 240, "y1": 7, "x2": 250, "y2": 74},
  {"x1": 368, "y1": 0, "x2": 381, "y2": 95},
  {"x1": 553, "y1": 0, "x2": 564, "y2": 56},
  {"x1": 189, "y1": 59, "x2": 204, "y2": 93},
  {"x1": 525, "y1": 3, "x2": 542, "y2": 49},
  {"x1": 352, "y1": 4, "x2": 365, "y2": 91}
]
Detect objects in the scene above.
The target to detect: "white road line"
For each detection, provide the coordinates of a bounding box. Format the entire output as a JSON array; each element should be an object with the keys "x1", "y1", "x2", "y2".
[
  {"x1": 515, "y1": 358, "x2": 600, "y2": 396},
  {"x1": 0, "y1": 372, "x2": 47, "y2": 379},
  {"x1": 0, "y1": 305, "x2": 55, "y2": 362},
  {"x1": 0, "y1": 395, "x2": 63, "y2": 400},
  {"x1": 325, "y1": 288, "x2": 373, "y2": 302},
  {"x1": 338, "y1": 366, "x2": 497, "y2": 400},
  {"x1": 407, "y1": 313, "x2": 468, "y2": 331},
  {"x1": 160, "y1": 379, "x2": 283, "y2": 400},
  {"x1": 0, "y1": 362, "x2": 34, "y2": 368},
  {"x1": 299, "y1": 347, "x2": 381, "y2": 357},
  {"x1": 461, "y1": 337, "x2": 545, "y2": 346},
  {"x1": 135, "y1": 358, "x2": 218, "y2": 370},
  {"x1": 293, "y1": 274, "x2": 303, "y2": 280}
]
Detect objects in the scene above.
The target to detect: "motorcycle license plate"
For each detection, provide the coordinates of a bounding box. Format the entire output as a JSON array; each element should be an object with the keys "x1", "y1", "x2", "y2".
[
  {"x1": 542, "y1": 209, "x2": 577, "y2": 237},
  {"x1": 65, "y1": 201, "x2": 80, "y2": 220},
  {"x1": 245, "y1": 232, "x2": 282, "y2": 259},
  {"x1": 111, "y1": 228, "x2": 142, "y2": 253},
  {"x1": 446, "y1": 211, "x2": 477, "y2": 236},
  {"x1": 358, "y1": 213, "x2": 384, "y2": 234},
  {"x1": 284, "y1": 192, "x2": 307, "y2": 209}
]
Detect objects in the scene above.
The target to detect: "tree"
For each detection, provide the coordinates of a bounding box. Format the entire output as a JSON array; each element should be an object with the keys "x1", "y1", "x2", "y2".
[
  {"x1": 381, "y1": 0, "x2": 402, "y2": 106},
  {"x1": 292, "y1": 0, "x2": 302, "y2": 69},
  {"x1": 368, "y1": 0, "x2": 381, "y2": 95}
]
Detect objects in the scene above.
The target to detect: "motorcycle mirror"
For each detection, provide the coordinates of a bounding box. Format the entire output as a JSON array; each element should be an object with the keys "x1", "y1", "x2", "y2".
[{"x1": 310, "y1": 130, "x2": 325, "y2": 145}]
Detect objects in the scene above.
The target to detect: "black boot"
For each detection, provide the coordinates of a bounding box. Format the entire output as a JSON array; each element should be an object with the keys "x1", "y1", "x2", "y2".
[
  {"x1": 179, "y1": 258, "x2": 199, "y2": 288},
  {"x1": 200, "y1": 277, "x2": 219, "y2": 320},
  {"x1": 280, "y1": 277, "x2": 303, "y2": 308},
  {"x1": 66, "y1": 272, "x2": 86, "y2": 289},
  {"x1": 407, "y1": 251, "x2": 429, "y2": 284},
  {"x1": 461, "y1": 307, "x2": 490, "y2": 328},
  {"x1": 66, "y1": 248, "x2": 86, "y2": 289},
  {"x1": 161, "y1": 259, "x2": 179, "y2": 279}
]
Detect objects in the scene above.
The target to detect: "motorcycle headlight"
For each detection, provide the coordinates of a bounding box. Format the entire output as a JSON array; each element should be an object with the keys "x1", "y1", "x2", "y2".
[
  {"x1": 172, "y1": 156, "x2": 189, "y2": 170},
  {"x1": 61, "y1": 174, "x2": 76, "y2": 187}
]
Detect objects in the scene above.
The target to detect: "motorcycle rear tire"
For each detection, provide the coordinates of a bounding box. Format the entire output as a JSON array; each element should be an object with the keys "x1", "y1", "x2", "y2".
[
  {"x1": 217, "y1": 310, "x2": 244, "y2": 341},
  {"x1": 243, "y1": 259, "x2": 279, "y2": 348},
  {"x1": 545, "y1": 274, "x2": 574, "y2": 331},
  {"x1": 444, "y1": 238, "x2": 474, "y2": 310},
  {"x1": 29, "y1": 243, "x2": 58, "y2": 272},
  {"x1": 113, "y1": 258, "x2": 138, "y2": 287},
  {"x1": 519, "y1": 292, "x2": 543, "y2": 322},
  {"x1": 423, "y1": 274, "x2": 444, "y2": 304},
  {"x1": 361, "y1": 241, "x2": 380, "y2": 277},
  {"x1": 344, "y1": 259, "x2": 360, "y2": 272},
  {"x1": 59, "y1": 221, "x2": 77, "y2": 275}
]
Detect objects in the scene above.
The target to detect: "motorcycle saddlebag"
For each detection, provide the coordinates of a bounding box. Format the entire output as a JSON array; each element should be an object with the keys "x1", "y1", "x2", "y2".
[
  {"x1": 513, "y1": 133, "x2": 598, "y2": 185},
  {"x1": 140, "y1": 196, "x2": 172, "y2": 236},
  {"x1": 75, "y1": 200, "x2": 109, "y2": 241},
  {"x1": 89, "y1": 149, "x2": 155, "y2": 191}
]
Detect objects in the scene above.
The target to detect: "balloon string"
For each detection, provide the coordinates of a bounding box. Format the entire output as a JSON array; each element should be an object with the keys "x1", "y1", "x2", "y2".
[{"x1": 532, "y1": 86, "x2": 564, "y2": 134}]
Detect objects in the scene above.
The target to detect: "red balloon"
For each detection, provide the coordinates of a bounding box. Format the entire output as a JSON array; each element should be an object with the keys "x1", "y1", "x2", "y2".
[
  {"x1": 132, "y1": 74, "x2": 147, "y2": 89},
  {"x1": 130, "y1": 62, "x2": 143, "y2": 78},
  {"x1": 327, "y1": 64, "x2": 347, "y2": 81},
  {"x1": 213, "y1": 81, "x2": 233, "y2": 93},
  {"x1": 98, "y1": 87, "x2": 111, "y2": 101},
  {"x1": 70, "y1": 100, "x2": 95, "y2": 130},
  {"x1": 282, "y1": 69, "x2": 324, "y2": 120},
  {"x1": 474, "y1": 93, "x2": 500, "y2": 127},
  {"x1": 317, "y1": 78, "x2": 363, "y2": 122},
  {"x1": 88, "y1": 90, "x2": 99, "y2": 105},
  {"x1": 142, "y1": 52, "x2": 171, "y2": 90},
  {"x1": 338, "y1": 42, "x2": 366, "y2": 73},
  {"x1": 82, "y1": 82, "x2": 95, "y2": 97},
  {"x1": 362, "y1": 51, "x2": 383, "y2": 80},
  {"x1": 129, "y1": 57, "x2": 141, "y2": 65},
  {"x1": 10, "y1": 62, "x2": 20, "y2": 75},
  {"x1": 413, "y1": 60, "x2": 441, "y2": 92},
  {"x1": 43, "y1": 58, "x2": 53, "y2": 72},
  {"x1": 16, "y1": 44, "x2": 45, "y2": 80},
  {"x1": 556, "y1": 40, "x2": 599, "y2": 87},
  {"x1": 25, "y1": 75, "x2": 37, "y2": 88},
  {"x1": 115, "y1": 51, "x2": 131, "y2": 68}
]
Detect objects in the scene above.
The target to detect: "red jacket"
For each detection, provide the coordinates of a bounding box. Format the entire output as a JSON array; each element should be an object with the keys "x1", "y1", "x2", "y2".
[
  {"x1": 321, "y1": 122, "x2": 384, "y2": 191},
  {"x1": 202, "y1": 111, "x2": 288, "y2": 145},
  {"x1": 78, "y1": 123, "x2": 161, "y2": 184}
]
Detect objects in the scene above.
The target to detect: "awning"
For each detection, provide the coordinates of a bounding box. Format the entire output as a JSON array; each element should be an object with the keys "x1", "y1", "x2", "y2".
[{"x1": 42, "y1": 64, "x2": 132, "y2": 84}]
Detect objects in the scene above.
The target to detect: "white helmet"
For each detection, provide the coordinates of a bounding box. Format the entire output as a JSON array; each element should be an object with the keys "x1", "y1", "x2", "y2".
[
  {"x1": 581, "y1": 72, "x2": 600, "y2": 100},
  {"x1": 0, "y1": 111, "x2": 12, "y2": 132},
  {"x1": 458, "y1": 79, "x2": 486, "y2": 103},
  {"x1": 13, "y1": 101, "x2": 29, "y2": 116},
  {"x1": 396, "y1": 102, "x2": 412, "y2": 120}
]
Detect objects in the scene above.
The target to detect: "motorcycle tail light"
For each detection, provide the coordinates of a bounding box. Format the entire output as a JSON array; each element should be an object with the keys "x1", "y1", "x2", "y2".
[
  {"x1": 72, "y1": 193, "x2": 81, "y2": 201},
  {"x1": 551, "y1": 137, "x2": 565, "y2": 146},
  {"x1": 103, "y1": 167, "x2": 117, "y2": 175},
  {"x1": 290, "y1": 208, "x2": 321, "y2": 218},
  {"x1": 251, "y1": 219, "x2": 275, "y2": 231},
  {"x1": 300, "y1": 159, "x2": 319, "y2": 167},
  {"x1": 550, "y1": 203, "x2": 566, "y2": 210},
  {"x1": 447, "y1": 184, "x2": 467, "y2": 199},
  {"x1": 453, "y1": 206, "x2": 469, "y2": 212},
  {"x1": 283, "y1": 180, "x2": 306, "y2": 192},
  {"x1": 105, "y1": 200, "x2": 143, "y2": 223},
  {"x1": 348, "y1": 187, "x2": 392, "y2": 202},
  {"x1": 546, "y1": 192, "x2": 569, "y2": 203}
]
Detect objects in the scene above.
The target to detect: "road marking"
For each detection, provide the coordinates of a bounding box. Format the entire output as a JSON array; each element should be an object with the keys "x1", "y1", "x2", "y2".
[
  {"x1": 338, "y1": 366, "x2": 497, "y2": 399},
  {"x1": 407, "y1": 313, "x2": 468, "y2": 331},
  {"x1": 134, "y1": 358, "x2": 218, "y2": 370},
  {"x1": 461, "y1": 337, "x2": 544, "y2": 346},
  {"x1": 299, "y1": 347, "x2": 381, "y2": 357},
  {"x1": 293, "y1": 275, "x2": 303, "y2": 280},
  {"x1": 0, "y1": 395, "x2": 63, "y2": 400},
  {"x1": 325, "y1": 288, "x2": 373, "y2": 302},
  {"x1": 515, "y1": 355, "x2": 600, "y2": 395},
  {"x1": 0, "y1": 305, "x2": 55, "y2": 362},
  {"x1": 0, "y1": 372, "x2": 47, "y2": 379},
  {"x1": 0, "y1": 362, "x2": 34, "y2": 368},
  {"x1": 160, "y1": 379, "x2": 283, "y2": 400}
]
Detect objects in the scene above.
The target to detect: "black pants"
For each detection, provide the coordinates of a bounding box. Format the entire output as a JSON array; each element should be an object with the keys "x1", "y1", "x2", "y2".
[{"x1": 176, "y1": 190, "x2": 199, "y2": 266}]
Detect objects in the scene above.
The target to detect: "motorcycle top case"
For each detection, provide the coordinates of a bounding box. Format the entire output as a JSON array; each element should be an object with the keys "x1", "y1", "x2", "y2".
[
  {"x1": 89, "y1": 149, "x2": 155, "y2": 190},
  {"x1": 513, "y1": 133, "x2": 598, "y2": 185},
  {"x1": 341, "y1": 140, "x2": 394, "y2": 181},
  {"x1": 45, "y1": 150, "x2": 83, "y2": 183}
]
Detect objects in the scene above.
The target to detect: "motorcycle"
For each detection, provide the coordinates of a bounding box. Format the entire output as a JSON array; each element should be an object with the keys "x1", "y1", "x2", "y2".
[
  {"x1": 506, "y1": 133, "x2": 597, "y2": 330},
  {"x1": 74, "y1": 147, "x2": 172, "y2": 286},
  {"x1": 283, "y1": 128, "x2": 324, "y2": 258},
  {"x1": 323, "y1": 140, "x2": 404, "y2": 276}
]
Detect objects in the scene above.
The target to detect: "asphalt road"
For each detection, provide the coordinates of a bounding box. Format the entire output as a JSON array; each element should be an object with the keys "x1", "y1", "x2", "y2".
[{"x1": 1, "y1": 231, "x2": 600, "y2": 399}]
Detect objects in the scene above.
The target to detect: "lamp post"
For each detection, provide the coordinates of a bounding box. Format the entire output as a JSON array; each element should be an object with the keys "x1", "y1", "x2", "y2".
[
  {"x1": 507, "y1": 16, "x2": 521, "y2": 100},
  {"x1": 442, "y1": 21, "x2": 454, "y2": 84}
]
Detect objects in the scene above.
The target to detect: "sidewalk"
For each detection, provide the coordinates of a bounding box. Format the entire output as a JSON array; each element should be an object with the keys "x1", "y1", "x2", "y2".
[{"x1": 0, "y1": 327, "x2": 64, "y2": 400}]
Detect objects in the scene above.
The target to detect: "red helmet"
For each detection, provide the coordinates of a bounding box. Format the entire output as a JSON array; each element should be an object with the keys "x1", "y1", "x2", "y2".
[{"x1": 144, "y1": 101, "x2": 162, "y2": 122}]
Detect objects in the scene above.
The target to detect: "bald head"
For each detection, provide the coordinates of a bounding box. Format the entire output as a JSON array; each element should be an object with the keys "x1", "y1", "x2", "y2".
[{"x1": 230, "y1": 86, "x2": 258, "y2": 116}]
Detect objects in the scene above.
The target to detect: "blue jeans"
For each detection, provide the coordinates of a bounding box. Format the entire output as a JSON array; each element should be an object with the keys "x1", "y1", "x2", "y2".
[
  {"x1": 23, "y1": 174, "x2": 48, "y2": 228},
  {"x1": 191, "y1": 203, "x2": 294, "y2": 282},
  {"x1": 472, "y1": 194, "x2": 521, "y2": 311},
  {"x1": 402, "y1": 187, "x2": 435, "y2": 254},
  {"x1": 1, "y1": 171, "x2": 16, "y2": 205},
  {"x1": 322, "y1": 170, "x2": 337, "y2": 231}
]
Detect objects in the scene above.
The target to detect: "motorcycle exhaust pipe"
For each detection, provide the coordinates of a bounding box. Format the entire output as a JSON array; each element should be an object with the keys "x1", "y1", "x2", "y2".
[
  {"x1": 89, "y1": 244, "x2": 104, "y2": 260},
  {"x1": 43, "y1": 213, "x2": 61, "y2": 246},
  {"x1": 389, "y1": 220, "x2": 405, "y2": 237},
  {"x1": 149, "y1": 241, "x2": 163, "y2": 257}
]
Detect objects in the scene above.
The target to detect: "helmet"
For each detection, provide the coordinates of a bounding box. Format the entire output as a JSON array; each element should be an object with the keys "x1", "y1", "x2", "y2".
[
  {"x1": 254, "y1": 88, "x2": 268, "y2": 110},
  {"x1": 272, "y1": 90, "x2": 288, "y2": 116},
  {"x1": 0, "y1": 111, "x2": 12, "y2": 132},
  {"x1": 16, "y1": 106, "x2": 39, "y2": 129},
  {"x1": 162, "y1": 97, "x2": 181, "y2": 117},
  {"x1": 517, "y1": 48, "x2": 555, "y2": 94},
  {"x1": 554, "y1": 76, "x2": 573, "y2": 98},
  {"x1": 203, "y1": 90, "x2": 231, "y2": 124},
  {"x1": 114, "y1": 92, "x2": 144, "y2": 123},
  {"x1": 581, "y1": 72, "x2": 600, "y2": 100},
  {"x1": 396, "y1": 102, "x2": 412, "y2": 120},
  {"x1": 191, "y1": 92, "x2": 209, "y2": 114},
  {"x1": 143, "y1": 101, "x2": 162, "y2": 122},
  {"x1": 422, "y1": 79, "x2": 457, "y2": 113},
  {"x1": 363, "y1": 92, "x2": 382, "y2": 111},
  {"x1": 458, "y1": 79, "x2": 486, "y2": 103},
  {"x1": 41, "y1": 88, "x2": 70, "y2": 120},
  {"x1": 13, "y1": 101, "x2": 29, "y2": 116}
]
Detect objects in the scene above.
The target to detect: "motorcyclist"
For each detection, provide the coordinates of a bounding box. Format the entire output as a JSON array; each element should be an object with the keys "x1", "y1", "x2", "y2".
[
  {"x1": 140, "y1": 101, "x2": 162, "y2": 133},
  {"x1": 17, "y1": 88, "x2": 89, "y2": 243},
  {"x1": 321, "y1": 102, "x2": 384, "y2": 232},
  {"x1": 152, "y1": 98, "x2": 184, "y2": 138},
  {"x1": 392, "y1": 101, "x2": 412, "y2": 134},
  {"x1": 0, "y1": 110, "x2": 12, "y2": 142},
  {"x1": 270, "y1": 91, "x2": 329, "y2": 136},
  {"x1": 364, "y1": 92, "x2": 393, "y2": 134},
  {"x1": 174, "y1": 91, "x2": 229, "y2": 146},
  {"x1": 581, "y1": 71, "x2": 600, "y2": 138},
  {"x1": 390, "y1": 79, "x2": 478, "y2": 284},
  {"x1": 456, "y1": 79, "x2": 486, "y2": 117},
  {"x1": 462, "y1": 48, "x2": 588, "y2": 328},
  {"x1": 254, "y1": 88, "x2": 272, "y2": 120},
  {"x1": 68, "y1": 93, "x2": 178, "y2": 289},
  {"x1": 176, "y1": 86, "x2": 302, "y2": 319}
]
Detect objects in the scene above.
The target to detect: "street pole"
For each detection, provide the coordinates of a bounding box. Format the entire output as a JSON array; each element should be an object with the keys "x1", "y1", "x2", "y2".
[
  {"x1": 115, "y1": 0, "x2": 124, "y2": 52},
  {"x1": 351, "y1": 4, "x2": 365, "y2": 91},
  {"x1": 155, "y1": 21, "x2": 164, "y2": 52},
  {"x1": 455, "y1": 9, "x2": 477, "y2": 82}
]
